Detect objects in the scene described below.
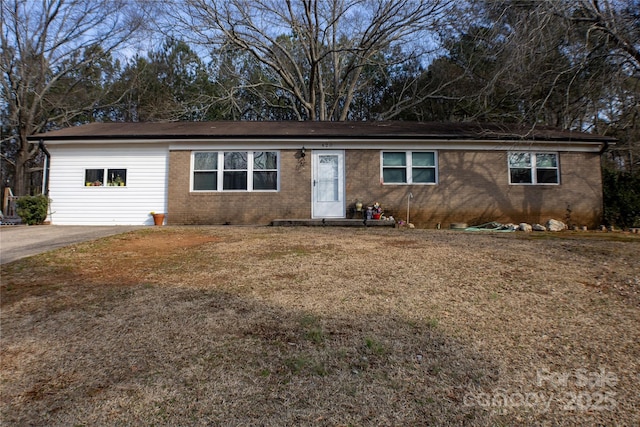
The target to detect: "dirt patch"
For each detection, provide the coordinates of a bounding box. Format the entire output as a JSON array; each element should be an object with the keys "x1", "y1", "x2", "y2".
[
  {"x1": 110, "y1": 232, "x2": 219, "y2": 254},
  {"x1": 1, "y1": 227, "x2": 639, "y2": 425}
]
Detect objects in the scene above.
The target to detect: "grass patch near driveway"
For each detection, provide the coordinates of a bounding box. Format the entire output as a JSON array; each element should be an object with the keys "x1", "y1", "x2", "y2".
[{"x1": 1, "y1": 227, "x2": 639, "y2": 425}]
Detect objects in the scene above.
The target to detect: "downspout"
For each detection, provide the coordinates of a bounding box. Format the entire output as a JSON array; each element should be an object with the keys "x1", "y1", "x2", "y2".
[
  {"x1": 38, "y1": 139, "x2": 52, "y2": 224},
  {"x1": 38, "y1": 139, "x2": 50, "y2": 196},
  {"x1": 599, "y1": 139, "x2": 611, "y2": 228}
]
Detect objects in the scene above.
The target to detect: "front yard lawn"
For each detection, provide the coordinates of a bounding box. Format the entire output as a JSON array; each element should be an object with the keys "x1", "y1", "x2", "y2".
[{"x1": 1, "y1": 227, "x2": 639, "y2": 425}]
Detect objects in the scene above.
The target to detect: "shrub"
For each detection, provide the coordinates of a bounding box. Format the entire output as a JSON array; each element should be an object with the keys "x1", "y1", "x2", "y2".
[
  {"x1": 603, "y1": 168, "x2": 640, "y2": 228},
  {"x1": 16, "y1": 195, "x2": 49, "y2": 225}
]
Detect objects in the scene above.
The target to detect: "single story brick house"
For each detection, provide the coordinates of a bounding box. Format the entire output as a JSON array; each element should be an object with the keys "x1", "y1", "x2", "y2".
[{"x1": 29, "y1": 121, "x2": 614, "y2": 228}]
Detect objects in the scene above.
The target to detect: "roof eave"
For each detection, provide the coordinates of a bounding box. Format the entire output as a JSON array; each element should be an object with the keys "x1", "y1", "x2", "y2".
[{"x1": 29, "y1": 133, "x2": 614, "y2": 144}]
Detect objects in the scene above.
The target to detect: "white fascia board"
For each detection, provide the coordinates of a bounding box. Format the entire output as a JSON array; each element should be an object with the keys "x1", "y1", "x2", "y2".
[
  {"x1": 169, "y1": 138, "x2": 604, "y2": 153},
  {"x1": 38, "y1": 137, "x2": 604, "y2": 153},
  {"x1": 37, "y1": 140, "x2": 170, "y2": 149}
]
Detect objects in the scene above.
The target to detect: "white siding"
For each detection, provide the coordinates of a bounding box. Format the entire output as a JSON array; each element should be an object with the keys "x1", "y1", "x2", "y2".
[{"x1": 47, "y1": 144, "x2": 169, "y2": 225}]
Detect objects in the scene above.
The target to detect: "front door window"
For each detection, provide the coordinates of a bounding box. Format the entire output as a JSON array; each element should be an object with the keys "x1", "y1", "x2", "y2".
[{"x1": 317, "y1": 155, "x2": 339, "y2": 202}]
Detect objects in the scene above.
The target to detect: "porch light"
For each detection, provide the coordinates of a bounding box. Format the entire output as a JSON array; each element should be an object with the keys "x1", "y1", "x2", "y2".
[{"x1": 300, "y1": 146, "x2": 306, "y2": 157}]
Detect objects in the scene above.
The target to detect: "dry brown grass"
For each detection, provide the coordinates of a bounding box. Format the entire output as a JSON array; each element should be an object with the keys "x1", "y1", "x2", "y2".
[{"x1": 1, "y1": 226, "x2": 639, "y2": 426}]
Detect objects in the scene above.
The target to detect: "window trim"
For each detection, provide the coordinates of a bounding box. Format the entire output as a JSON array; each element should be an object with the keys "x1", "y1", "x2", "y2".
[
  {"x1": 191, "y1": 151, "x2": 280, "y2": 192},
  {"x1": 380, "y1": 151, "x2": 438, "y2": 185},
  {"x1": 508, "y1": 151, "x2": 560, "y2": 185},
  {"x1": 84, "y1": 168, "x2": 127, "y2": 187}
]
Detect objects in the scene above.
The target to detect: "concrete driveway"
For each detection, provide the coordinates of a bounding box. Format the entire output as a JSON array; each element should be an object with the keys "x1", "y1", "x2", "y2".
[{"x1": 0, "y1": 225, "x2": 144, "y2": 265}]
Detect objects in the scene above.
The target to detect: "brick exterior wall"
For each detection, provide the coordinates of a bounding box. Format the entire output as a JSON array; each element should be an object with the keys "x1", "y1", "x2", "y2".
[
  {"x1": 167, "y1": 149, "x2": 603, "y2": 228},
  {"x1": 167, "y1": 150, "x2": 311, "y2": 225},
  {"x1": 346, "y1": 150, "x2": 603, "y2": 228}
]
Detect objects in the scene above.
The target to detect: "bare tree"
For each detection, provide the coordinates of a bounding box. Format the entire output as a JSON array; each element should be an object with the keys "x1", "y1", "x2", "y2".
[
  {"x1": 554, "y1": 0, "x2": 640, "y2": 170},
  {"x1": 166, "y1": 0, "x2": 453, "y2": 121},
  {"x1": 561, "y1": 0, "x2": 639, "y2": 73},
  {"x1": 0, "y1": 0, "x2": 147, "y2": 195}
]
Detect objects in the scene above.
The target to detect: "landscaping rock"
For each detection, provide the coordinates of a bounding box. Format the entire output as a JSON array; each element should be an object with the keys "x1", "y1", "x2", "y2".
[
  {"x1": 449, "y1": 222, "x2": 468, "y2": 230},
  {"x1": 532, "y1": 224, "x2": 547, "y2": 231},
  {"x1": 519, "y1": 223, "x2": 532, "y2": 232},
  {"x1": 546, "y1": 219, "x2": 566, "y2": 232}
]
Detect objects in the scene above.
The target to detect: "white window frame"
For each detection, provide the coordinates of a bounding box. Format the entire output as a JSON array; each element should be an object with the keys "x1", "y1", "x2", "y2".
[
  {"x1": 380, "y1": 151, "x2": 438, "y2": 185},
  {"x1": 84, "y1": 168, "x2": 127, "y2": 187},
  {"x1": 508, "y1": 152, "x2": 560, "y2": 185},
  {"x1": 191, "y1": 151, "x2": 280, "y2": 192}
]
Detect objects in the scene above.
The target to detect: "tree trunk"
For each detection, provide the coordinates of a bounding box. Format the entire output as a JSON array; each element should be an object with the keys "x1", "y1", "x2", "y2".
[{"x1": 14, "y1": 140, "x2": 30, "y2": 196}]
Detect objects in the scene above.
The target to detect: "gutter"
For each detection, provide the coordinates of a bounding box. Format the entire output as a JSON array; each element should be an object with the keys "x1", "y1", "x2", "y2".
[
  {"x1": 599, "y1": 139, "x2": 611, "y2": 155},
  {"x1": 38, "y1": 139, "x2": 51, "y2": 196}
]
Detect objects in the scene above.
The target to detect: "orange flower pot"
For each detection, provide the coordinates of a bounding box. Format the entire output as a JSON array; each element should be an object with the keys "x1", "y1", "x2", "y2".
[{"x1": 152, "y1": 213, "x2": 165, "y2": 226}]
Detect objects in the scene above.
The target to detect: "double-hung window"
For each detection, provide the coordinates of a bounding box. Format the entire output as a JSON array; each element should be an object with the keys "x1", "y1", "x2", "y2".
[
  {"x1": 223, "y1": 152, "x2": 248, "y2": 190},
  {"x1": 508, "y1": 152, "x2": 559, "y2": 184},
  {"x1": 381, "y1": 151, "x2": 437, "y2": 184},
  {"x1": 193, "y1": 152, "x2": 218, "y2": 191},
  {"x1": 252, "y1": 151, "x2": 278, "y2": 190},
  {"x1": 193, "y1": 151, "x2": 279, "y2": 191}
]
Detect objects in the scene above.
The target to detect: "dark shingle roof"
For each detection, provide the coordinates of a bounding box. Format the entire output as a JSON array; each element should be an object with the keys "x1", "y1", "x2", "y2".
[{"x1": 29, "y1": 121, "x2": 615, "y2": 143}]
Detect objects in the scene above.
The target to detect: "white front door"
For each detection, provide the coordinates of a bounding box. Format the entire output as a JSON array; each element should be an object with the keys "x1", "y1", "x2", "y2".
[{"x1": 312, "y1": 150, "x2": 345, "y2": 218}]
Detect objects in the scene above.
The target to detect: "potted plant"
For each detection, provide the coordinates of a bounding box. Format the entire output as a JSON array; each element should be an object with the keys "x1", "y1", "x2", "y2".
[
  {"x1": 372, "y1": 202, "x2": 383, "y2": 220},
  {"x1": 150, "y1": 211, "x2": 165, "y2": 226}
]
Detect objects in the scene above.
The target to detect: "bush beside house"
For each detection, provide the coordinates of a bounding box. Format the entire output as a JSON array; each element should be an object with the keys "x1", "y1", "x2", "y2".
[{"x1": 16, "y1": 195, "x2": 49, "y2": 225}]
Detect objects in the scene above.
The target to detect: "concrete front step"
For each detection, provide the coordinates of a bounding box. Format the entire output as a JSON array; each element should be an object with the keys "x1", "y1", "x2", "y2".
[{"x1": 271, "y1": 218, "x2": 396, "y2": 227}]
